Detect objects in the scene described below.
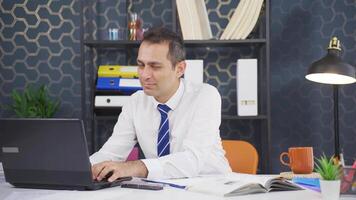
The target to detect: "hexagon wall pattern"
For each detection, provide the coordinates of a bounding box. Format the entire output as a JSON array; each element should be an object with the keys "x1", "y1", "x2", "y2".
[
  {"x1": 271, "y1": 0, "x2": 356, "y2": 173},
  {"x1": 0, "y1": 0, "x2": 81, "y2": 119}
]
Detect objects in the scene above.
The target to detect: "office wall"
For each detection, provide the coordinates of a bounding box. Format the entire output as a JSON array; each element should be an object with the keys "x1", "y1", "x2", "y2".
[
  {"x1": 0, "y1": 0, "x2": 81, "y2": 118},
  {"x1": 270, "y1": 0, "x2": 356, "y2": 173},
  {"x1": 1, "y1": 0, "x2": 355, "y2": 172}
]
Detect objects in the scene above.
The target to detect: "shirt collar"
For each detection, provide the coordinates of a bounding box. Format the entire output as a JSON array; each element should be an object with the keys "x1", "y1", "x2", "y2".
[{"x1": 151, "y1": 79, "x2": 184, "y2": 111}]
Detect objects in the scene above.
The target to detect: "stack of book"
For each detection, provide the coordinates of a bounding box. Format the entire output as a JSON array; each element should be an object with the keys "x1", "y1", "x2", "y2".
[
  {"x1": 176, "y1": 0, "x2": 212, "y2": 40},
  {"x1": 95, "y1": 65, "x2": 142, "y2": 114},
  {"x1": 220, "y1": 0, "x2": 264, "y2": 40},
  {"x1": 292, "y1": 177, "x2": 321, "y2": 192}
]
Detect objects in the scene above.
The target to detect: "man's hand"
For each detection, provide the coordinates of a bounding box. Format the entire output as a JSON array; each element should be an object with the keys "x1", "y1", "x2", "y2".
[{"x1": 92, "y1": 160, "x2": 148, "y2": 182}]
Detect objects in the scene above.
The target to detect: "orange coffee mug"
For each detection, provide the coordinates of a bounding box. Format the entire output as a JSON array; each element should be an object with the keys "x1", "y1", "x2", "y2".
[{"x1": 280, "y1": 147, "x2": 314, "y2": 174}]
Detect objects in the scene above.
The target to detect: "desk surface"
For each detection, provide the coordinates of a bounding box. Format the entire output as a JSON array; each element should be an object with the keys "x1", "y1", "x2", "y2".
[
  {"x1": 0, "y1": 182, "x2": 318, "y2": 200},
  {"x1": 0, "y1": 163, "x2": 354, "y2": 200},
  {"x1": 1, "y1": 180, "x2": 356, "y2": 200}
]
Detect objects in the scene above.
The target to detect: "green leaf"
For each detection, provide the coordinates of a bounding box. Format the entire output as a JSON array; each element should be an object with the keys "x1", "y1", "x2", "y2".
[
  {"x1": 315, "y1": 154, "x2": 341, "y2": 180},
  {"x1": 6, "y1": 85, "x2": 61, "y2": 118}
]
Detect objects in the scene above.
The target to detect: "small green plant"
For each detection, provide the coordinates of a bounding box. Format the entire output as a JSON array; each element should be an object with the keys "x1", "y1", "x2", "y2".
[
  {"x1": 9, "y1": 85, "x2": 60, "y2": 118},
  {"x1": 315, "y1": 154, "x2": 342, "y2": 180}
]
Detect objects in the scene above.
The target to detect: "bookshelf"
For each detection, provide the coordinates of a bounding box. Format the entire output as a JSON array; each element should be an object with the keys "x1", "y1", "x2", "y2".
[
  {"x1": 81, "y1": 0, "x2": 271, "y2": 173},
  {"x1": 84, "y1": 39, "x2": 267, "y2": 48}
]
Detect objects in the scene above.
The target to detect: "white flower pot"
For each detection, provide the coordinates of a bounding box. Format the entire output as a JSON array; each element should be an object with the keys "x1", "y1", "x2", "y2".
[{"x1": 319, "y1": 180, "x2": 340, "y2": 200}]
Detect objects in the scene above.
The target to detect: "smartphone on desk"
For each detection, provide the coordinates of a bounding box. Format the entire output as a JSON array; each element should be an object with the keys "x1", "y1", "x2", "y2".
[{"x1": 121, "y1": 179, "x2": 164, "y2": 190}]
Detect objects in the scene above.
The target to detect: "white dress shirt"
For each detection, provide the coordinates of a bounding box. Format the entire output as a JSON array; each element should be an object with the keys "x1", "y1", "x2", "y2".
[{"x1": 90, "y1": 79, "x2": 232, "y2": 179}]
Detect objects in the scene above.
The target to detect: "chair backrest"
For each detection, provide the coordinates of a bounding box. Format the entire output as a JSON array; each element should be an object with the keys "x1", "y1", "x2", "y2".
[
  {"x1": 126, "y1": 147, "x2": 139, "y2": 161},
  {"x1": 222, "y1": 140, "x2": 259, "y2": 174}
]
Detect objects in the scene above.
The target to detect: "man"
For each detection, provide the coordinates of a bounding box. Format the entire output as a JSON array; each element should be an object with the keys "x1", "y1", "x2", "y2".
[{"x1": 90, "y1": 27, "x2": 231, "y2": 182}]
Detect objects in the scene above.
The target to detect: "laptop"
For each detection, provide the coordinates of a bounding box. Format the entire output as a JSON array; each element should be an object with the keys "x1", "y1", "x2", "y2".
[{"x1": 0, "y1": 118, "x2": 131, "y2": 190}]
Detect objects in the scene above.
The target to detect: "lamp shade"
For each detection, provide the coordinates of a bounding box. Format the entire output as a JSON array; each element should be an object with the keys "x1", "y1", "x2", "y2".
[{"x1": 305, "y1": 37, "x2": 356, "y2": 85}]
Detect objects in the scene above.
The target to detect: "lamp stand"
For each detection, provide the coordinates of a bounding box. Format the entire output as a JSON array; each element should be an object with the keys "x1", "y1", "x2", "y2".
[{"x1": 333, "y1": 85, "x2": 340, "y2": 161}]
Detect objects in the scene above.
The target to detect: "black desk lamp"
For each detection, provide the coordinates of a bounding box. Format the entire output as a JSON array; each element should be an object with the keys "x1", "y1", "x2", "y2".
[{"x1": 305, "y1": 37, "x2": 356, "y2": 160}]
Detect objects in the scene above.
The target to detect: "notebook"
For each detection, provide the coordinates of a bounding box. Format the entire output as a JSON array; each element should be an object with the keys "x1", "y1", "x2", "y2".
[{"x1": 0, "y1": 118, "x2": 131, "y2": 190}]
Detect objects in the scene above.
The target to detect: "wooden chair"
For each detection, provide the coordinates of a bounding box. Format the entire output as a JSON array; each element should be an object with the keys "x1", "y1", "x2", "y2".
[{"x1": 222, "y1": 140, "x2": 259, "y2": 174}]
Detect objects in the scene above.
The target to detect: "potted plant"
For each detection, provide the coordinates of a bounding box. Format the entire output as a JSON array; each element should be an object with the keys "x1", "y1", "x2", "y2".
[
  {"x1": 315, "y1": 154, "x2": 342, "y2": 200},
  {"x1": 7, "y1": 85, "x2": 60, "y2": 118}
]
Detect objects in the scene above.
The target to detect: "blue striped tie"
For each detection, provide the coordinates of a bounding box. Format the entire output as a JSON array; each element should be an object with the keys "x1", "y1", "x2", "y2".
[{"x1": 157, "y1": 104, "x2": 171, "y2": 157}]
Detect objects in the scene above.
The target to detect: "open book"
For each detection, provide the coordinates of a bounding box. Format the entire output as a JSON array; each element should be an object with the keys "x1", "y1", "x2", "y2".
[{"x1": 159, "y1": 173, "x2": 303, "y2": 197}]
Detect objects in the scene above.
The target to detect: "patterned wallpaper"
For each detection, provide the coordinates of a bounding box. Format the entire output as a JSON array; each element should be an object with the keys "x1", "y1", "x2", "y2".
[
  {"x1": 270, "y1": 0, "x2": 356, "y2": 173},
  {"x1": 1, "y1": 0, "x2": 355, "y2": 173},
  {"x1": 0, "y1": 0, "x2": 82, "y2": 118}
]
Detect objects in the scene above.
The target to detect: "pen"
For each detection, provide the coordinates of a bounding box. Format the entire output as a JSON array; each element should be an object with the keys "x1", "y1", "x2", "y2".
[{"x1": 142, "y1": 179, "x2": 186, "y2": 189}]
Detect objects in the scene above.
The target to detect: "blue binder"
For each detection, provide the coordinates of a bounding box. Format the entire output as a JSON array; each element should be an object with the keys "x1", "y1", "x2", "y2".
[{"x1": 96, "y1": 78, "x2": 142, "y2": 94}]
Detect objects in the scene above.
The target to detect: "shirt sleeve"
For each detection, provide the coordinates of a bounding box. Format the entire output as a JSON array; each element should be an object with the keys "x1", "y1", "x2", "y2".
[
  {"x1": 141, "y1": 85, "x2": 231, "y2": 179},
  {"x1": 89, "y1": 98, "x2": 137, "y2": 165}
]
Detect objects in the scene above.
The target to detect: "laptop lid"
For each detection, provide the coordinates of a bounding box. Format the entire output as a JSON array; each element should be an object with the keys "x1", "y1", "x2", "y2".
[{"x1": 0, "y1": 118, "x2": 93, "y2": 188}]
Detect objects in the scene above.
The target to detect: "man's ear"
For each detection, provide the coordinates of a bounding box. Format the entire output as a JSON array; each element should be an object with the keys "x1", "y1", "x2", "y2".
[{"x1": 175, "y1": 61, "x2": 186, "y2": 78}]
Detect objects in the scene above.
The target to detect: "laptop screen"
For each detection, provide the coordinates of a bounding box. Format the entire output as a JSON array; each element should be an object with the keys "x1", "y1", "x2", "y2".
[{"x1": 0, "y1": 118, "x2": 93, "y2": 186}]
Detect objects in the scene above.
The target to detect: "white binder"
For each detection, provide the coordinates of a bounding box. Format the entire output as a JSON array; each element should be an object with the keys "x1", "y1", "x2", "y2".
[
  {"x1": 237, "y1": 59, "x2": 258, "y2": 116},
  {"x1": 95, "y1": 96, "x2": 130, "y2": 107},
  {"x1": 184, "y1": 60, "x2": 204, "y2": 84}
]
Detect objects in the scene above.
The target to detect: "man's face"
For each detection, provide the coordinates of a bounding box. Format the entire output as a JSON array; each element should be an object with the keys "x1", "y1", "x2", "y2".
[{"x1": 137, "y1": 41, "x2": 184, "y2": 103}]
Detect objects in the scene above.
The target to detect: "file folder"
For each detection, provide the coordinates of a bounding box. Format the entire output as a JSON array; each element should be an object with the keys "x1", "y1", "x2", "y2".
[
  {"x1": 95, "y1": 95, "x2": 131, "y2": 107},
  {"x1": 96, "y1": 78, "x2": 142, "y2": 94},
  {"x1": 98, "y1": 65, "x2": 138, "y2": 78},
  {"x1": 184, "y1": 60, "x2": 204, "y2": 84},
  {"x1": 237, "y1": 59, "x2": 258, "y2": 116}
]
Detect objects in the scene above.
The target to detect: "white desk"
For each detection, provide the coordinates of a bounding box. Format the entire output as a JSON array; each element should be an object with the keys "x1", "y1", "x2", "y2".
[
  {"x1": 0, "y1": 164, "x2": 354, "y2": 200},
  {"x1": 1, "y1": 180, "x2": 356, "y2": 200},
  {"x1": 0, "y1": 182, "x2": 315, "y2": 200}
]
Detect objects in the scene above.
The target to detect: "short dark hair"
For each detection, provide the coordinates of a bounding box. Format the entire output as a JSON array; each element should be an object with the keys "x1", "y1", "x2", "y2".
[{"x1": 142, "y1": 27, "x2": 186, "y2": 66}]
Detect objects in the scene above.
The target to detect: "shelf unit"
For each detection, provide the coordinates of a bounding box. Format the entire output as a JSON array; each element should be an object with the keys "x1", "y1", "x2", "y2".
[
  {"x1": 84, "y1": 39, "x2": 267, "y2": 48},
  {"x1": 81, "y1": 0, "x2": 271, "y2": 173}
]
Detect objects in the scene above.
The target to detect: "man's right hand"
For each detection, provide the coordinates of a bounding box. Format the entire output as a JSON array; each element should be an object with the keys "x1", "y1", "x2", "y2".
[{"x1": 91, "y1": 160, "x2": 148, "y2": 182}]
